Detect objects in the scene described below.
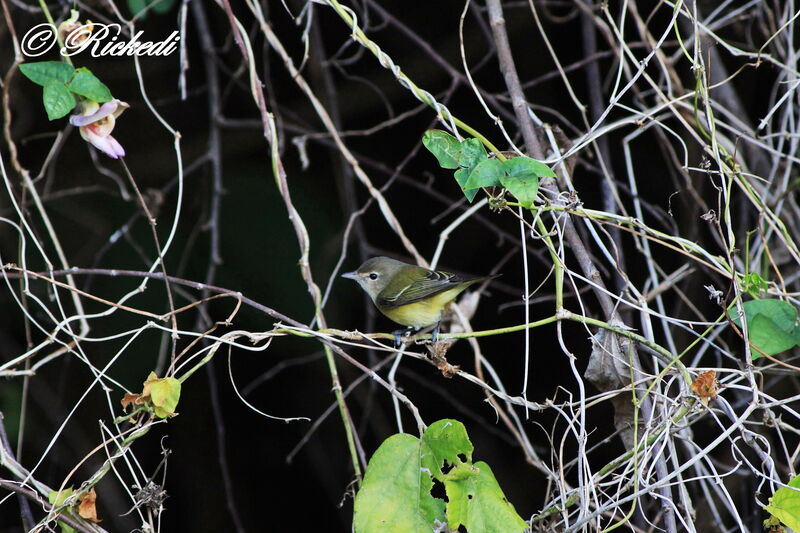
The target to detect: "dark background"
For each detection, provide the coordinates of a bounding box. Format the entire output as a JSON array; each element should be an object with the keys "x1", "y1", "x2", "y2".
[{"x1": 0, "y1": 0, "x2": 776, "y2": 531}]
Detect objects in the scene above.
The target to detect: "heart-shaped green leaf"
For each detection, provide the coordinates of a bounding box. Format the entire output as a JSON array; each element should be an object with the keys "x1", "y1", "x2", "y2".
[
  {"x1": 444, "y1": 461, "x2": 528, "y2": 533},
  {"x1": 66, "y1": 68, "x2": 113, "y2": 103},
  {"x1": 463, "y1": 158, "x2": 504, "y2": 190},
  {"x1": 422, "y1": 129, "x2": 461, "y2": 169},
  {"x1": 42, "y1": 83, "x2": 77, "y2": 120},
  {"x1": 732, "y1": 299, "x2": 799, "y2": 358},
  {"x1": 504, "y1": 155, "x2": 556, "y2": 179},
  {"x1": 455, "y1": 168, "x2": 479, "y2": 203},
  {"x1": 500, "y1": 173, "x2": 539, "y2": 208},
  {"x1": 19, "y1": 61, "x2": 75, "y2": 87},
  {"x1": 355, "y1": 419, "x2": 526, "y2": 533},
  {"x1": 457, "y1": 138, "x2": 487, "y2": 169},
  {"x1": 354, "y1": 434, "x2": 446, "y2": 533}
]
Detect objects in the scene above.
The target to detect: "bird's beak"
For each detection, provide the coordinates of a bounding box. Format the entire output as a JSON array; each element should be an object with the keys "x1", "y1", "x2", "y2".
[{"x1": 341, "y1": 271, "x2": 358, "y2": 280}]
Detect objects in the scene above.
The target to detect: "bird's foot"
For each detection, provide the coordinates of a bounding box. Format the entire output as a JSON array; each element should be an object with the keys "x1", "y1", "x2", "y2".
[
  {"x1": 431, "y1": 324, "x2": 441, "y2": 344},
  {"x1": 393, "y1": 327, "x2": 417, "y2": 348}
]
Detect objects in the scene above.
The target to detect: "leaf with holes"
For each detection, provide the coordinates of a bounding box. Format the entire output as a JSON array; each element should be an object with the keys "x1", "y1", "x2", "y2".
[
  {"x1": 353, "y1": 433, "x2": 446, "y2": 533},
  {"x1": 420, "y1": 419, "x2": 473, "y2": 480},
  {"x1": 354, "y1": 419, "x2": 525, "y2": 533},
  {"x1": 444, "y1": 461, "x2": 528, "y2": 533}
]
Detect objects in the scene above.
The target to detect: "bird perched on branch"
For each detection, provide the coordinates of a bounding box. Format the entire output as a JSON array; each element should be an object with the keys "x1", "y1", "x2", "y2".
[{"x1": 342, "y1": 256, "x2": 499, "y2": 346}]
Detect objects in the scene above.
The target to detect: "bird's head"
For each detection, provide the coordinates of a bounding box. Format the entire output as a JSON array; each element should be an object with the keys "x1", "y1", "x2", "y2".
[{"x1": 341, "y1": 256, "x2": 407, "y2": 300}]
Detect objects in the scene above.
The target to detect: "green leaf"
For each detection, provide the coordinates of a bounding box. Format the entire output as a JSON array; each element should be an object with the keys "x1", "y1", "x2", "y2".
[
  {"x1": 143, "y1": 372, "x2": 181, "y2": 418},
  {"x1": 42, "y1": 83, "x2": 77, "y2": 120},
  {"x1": 355, "y1": 420, "x2": 525, "y2": 533},
  {"x1": 504, "y1": 155, "x2": 556, "y2": 179},
  {"x1": 444, "y1": 461, "x2": 528, "y2": 533},
  {"x1": 463, "y1": 158, "x2": 504, "y2": 190},
  {"x1": 454, "y1": 168, "x2": 479, "y2": 203},
  {"x1": 66, "y1": 68, "x2": 113, "y2": 103},
  {"x1": 19, "y1": 61, "x2": 75, "y2": 87},
  {"x1": 128, "y1": 0, "x2": 149, "y2": 18},
  {"x1": 48, "y1": 488, "x2": 78, "y2": 533},
  {"x1": 353, "y1": 433, "x2": 445, "y2": 533},
  {"x1": 151, "y1": 0, "x2": 177, "y2": 15},
  {"x1": 421, "y1": 419, "x2": 473, "y2": 480},
  {"x1": 457, "y1": 138, "x2": 487, "y2": 169},
  {"x1": 57, "y1": 522, "x2": 77, "y2": 533},
  {"x1": 422, "y1": 129, "x2": 461, "y2": 169},
  {"x1": 741, "y1": 271, "x2": 769, "y2": 297},
  {"x1": 748, "y1": 314, "x2": 798, "y2": 358},
  {"x1": 765, "y1": 474, "x2": 800, "y2": 532},
  {"x1": 498, "y1": 157, "x2": 550, "y2": 208},
  {"x1": 732, "y1": 299, "x2": 799, "y2": 358},
  {"x1": 48, "y1": 487, "x2": 74, "y2": 506},
  {"x1": 500, "y1": 172, "x2": 539, "y2": 209}
]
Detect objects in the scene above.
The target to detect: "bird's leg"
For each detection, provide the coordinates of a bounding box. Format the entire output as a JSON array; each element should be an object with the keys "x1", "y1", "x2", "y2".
[
  {"x1": 431, "y1": 323, "x2": 441, "y2": 344},
  {"x1": 392, "y1": 327, "x2": 416, "y2": 348}
]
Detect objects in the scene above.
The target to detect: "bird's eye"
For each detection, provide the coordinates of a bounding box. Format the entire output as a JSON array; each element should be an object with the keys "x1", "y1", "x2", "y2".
[{"x1": 368, "y1": 272, "x2": 379, "y2": 280}]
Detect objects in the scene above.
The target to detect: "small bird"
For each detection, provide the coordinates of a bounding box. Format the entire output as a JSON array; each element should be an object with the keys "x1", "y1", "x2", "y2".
[{"x1": 342, "y1": 256, "x2": 498, "y2": 346}]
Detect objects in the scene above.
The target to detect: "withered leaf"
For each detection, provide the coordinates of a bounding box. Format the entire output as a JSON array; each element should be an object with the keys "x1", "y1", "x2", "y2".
[
  {"x1": 142, "y1": 371, "x2": 181, "y2": 418},
  {"x1": 691, "y1": 370, "x2": 718, "y2": 405},
  {"x1": 77, "y1": 488, "x2": 100, "y2": 522},
  {"x1": 120, "y1": 393, "x2": 142, "y2": 410}
]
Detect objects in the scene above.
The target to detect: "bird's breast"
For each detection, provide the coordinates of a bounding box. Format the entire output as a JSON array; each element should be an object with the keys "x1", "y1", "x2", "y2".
[{"x1": 379, "y1": 288, "x2": 464, "y2": 328}]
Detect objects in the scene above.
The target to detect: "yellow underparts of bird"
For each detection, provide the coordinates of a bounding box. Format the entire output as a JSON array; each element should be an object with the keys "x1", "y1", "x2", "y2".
[{"x1": 342, "y1": 256, "x2": 498, "y2": 347}]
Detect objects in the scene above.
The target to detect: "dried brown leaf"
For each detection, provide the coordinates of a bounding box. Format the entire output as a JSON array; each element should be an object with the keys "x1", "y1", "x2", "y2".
[
  {"x1": 691, "y1": 371, "x2": 718, "y2": 405},
  {"x1": 77, "y1": 488, "x2": 100, "y2": 522},
  {"x1": 121, "y1": 392, "x2": 144, "y2": 410}
]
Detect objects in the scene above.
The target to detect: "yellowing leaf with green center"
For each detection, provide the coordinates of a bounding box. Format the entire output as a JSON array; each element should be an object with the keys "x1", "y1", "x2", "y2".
[{"x1": 142, "y1": 372, "x2": 181, "y2": 418}]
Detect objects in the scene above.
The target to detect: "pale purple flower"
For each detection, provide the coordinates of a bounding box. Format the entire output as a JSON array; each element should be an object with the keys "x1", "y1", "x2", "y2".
[{"x1": 69, "y1": 99, "x2": 128, "y2": 159}]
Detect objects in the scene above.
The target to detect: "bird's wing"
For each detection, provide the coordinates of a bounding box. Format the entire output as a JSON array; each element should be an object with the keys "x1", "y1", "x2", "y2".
[{"x1": 377, "y1": 269, "x2": 465, "y2": 309}]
